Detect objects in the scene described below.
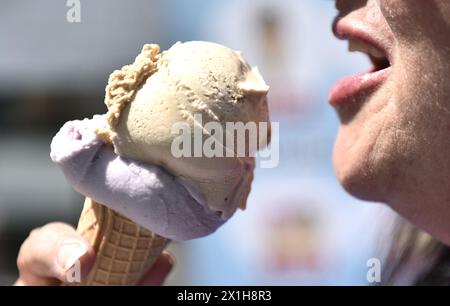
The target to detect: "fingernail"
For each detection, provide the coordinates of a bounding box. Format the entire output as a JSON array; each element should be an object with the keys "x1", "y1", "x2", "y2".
[{"x1": 56, "y1": 240, "x2": 88, "y2": 271}]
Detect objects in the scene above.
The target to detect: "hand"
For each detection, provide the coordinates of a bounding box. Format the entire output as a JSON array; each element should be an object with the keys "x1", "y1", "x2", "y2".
[{"x1": 15, "y1": 222, "x2": 174, "y2": 286}]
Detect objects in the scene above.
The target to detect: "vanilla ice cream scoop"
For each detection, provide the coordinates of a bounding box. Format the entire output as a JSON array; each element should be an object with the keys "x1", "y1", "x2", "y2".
[{"x1": 105, "y1": 41, "x2": 270, "y2": 219}]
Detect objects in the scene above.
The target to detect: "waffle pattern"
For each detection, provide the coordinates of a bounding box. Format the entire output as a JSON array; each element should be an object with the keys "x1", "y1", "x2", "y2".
[{"x1": 71, "y1": 197, "x2": 169, "y2": 285}]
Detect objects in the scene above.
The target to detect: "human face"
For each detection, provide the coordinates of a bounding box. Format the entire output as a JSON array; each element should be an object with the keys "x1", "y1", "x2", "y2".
[{"x1": 330, "y1": 0, "x2": 450, "y2": 245}]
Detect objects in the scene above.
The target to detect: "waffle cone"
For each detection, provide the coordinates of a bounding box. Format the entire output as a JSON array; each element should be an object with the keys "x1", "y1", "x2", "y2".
[{"x1": 70, "y1": 197, "x2": 169, "y2": 285}]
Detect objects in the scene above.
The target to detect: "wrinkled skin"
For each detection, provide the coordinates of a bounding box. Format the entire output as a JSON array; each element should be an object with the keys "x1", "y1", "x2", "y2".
[{"x1": 332, "y1": 0, "x2": 450, "y2": 245}]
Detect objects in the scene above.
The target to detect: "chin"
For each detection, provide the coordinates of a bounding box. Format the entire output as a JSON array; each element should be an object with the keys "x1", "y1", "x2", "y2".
[{"x1": 333, "y1": 127, "x2": 390, "y2": 203}]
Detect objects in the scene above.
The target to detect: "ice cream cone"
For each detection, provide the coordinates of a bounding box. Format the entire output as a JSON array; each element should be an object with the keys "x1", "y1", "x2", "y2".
[
  {"x1": 51, "y1": 41, "x2": 270, "y2": 285},
  {"x1": 70, "y1": 197, "x2": 169, "y2": 285}
]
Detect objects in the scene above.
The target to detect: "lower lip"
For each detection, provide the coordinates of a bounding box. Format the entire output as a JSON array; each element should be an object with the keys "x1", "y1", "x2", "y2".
[{"x1": 329, "y1": 67, "x2": 392, "y2": 106}]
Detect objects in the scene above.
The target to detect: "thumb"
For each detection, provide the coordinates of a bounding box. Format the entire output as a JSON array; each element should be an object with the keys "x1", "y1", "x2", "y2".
[{"x1": 15, "y1": 222, "x2": 95, "y2": 285}]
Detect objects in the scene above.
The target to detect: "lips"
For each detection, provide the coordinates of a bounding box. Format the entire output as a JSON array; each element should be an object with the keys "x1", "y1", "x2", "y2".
[{"x1": 329, "y1": 21, "x2": 392, "y2": 107}]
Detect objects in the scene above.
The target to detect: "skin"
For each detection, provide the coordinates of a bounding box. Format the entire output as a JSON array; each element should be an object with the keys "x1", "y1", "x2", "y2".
[
  {"x1": 333, "y1": 0, "x2": 450, "y2": 245},
  {"x1": 15, "y1": 222, "x2": 173, "y2": 286}
]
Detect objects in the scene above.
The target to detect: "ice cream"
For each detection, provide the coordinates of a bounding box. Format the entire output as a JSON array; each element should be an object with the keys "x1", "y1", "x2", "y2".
[
  {"x1": 51, "y1": 41, "x2": 270, "y2": 285},
  {"x1": 51, "y1": 116, "x2": 225, "y2": 240},
  {"x1": 105, "y1": 41, "x2": 270, "y2": 218}
]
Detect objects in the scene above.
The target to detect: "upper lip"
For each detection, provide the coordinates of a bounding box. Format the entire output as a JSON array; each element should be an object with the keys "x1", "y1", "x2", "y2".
[{"x1": 333, "y1": 17, "x2": 392, "y2": 67}]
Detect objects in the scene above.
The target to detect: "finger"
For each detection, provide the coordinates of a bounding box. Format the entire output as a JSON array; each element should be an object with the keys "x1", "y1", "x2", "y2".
[
  {"x1": 15, "y1": 222, "x2": 95, "y2": 285},
  {"x1": 138, "y1": 252, "x2": 174, "y2": 286}
]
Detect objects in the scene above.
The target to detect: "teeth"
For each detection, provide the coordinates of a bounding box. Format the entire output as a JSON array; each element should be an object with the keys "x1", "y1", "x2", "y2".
[
  {"x1": 348, "y1": 39, "x2": 385, "y2": 60},
  {"x1": 368, "y1": 46, "x2": 385, "y2": 59}
]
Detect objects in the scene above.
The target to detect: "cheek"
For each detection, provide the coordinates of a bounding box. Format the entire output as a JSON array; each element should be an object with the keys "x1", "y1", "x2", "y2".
[
  {"x1": 394, "y1": 48, "x2": 444, "y2": 135},
  {"x1": 380, "y1": 0, "x2": 450, "y2": 46}
]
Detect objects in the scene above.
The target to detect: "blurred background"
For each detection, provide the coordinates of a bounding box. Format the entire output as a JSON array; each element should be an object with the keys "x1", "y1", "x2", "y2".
[{"x1": 0, "y1": 0, "x2": 397, "y2": 285}]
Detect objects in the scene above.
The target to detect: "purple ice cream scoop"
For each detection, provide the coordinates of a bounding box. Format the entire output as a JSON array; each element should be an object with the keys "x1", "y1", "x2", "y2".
[{"x1": 50, "y1": 115, "x2": 225, "y2": 241}]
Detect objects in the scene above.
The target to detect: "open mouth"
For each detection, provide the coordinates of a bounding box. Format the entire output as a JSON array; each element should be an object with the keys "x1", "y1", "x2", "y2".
[
  {"x1": 329, "y1": 25, "x2": 392, "y2": 107},
  {"x1": 348, "y1": 39, "x2": 391, "y2": 73},
  {"x1": 348, "y1": 39, "x2": 391, "y2": 72}
]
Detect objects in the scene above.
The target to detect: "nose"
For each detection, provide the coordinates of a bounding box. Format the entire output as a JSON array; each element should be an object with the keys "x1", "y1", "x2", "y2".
[
  {"x1": 332, "y1": 16, "x2": 340, "y2": 39},
  {"x1": 332, "y1": 0, "x2": 370, "y2": 38}
]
